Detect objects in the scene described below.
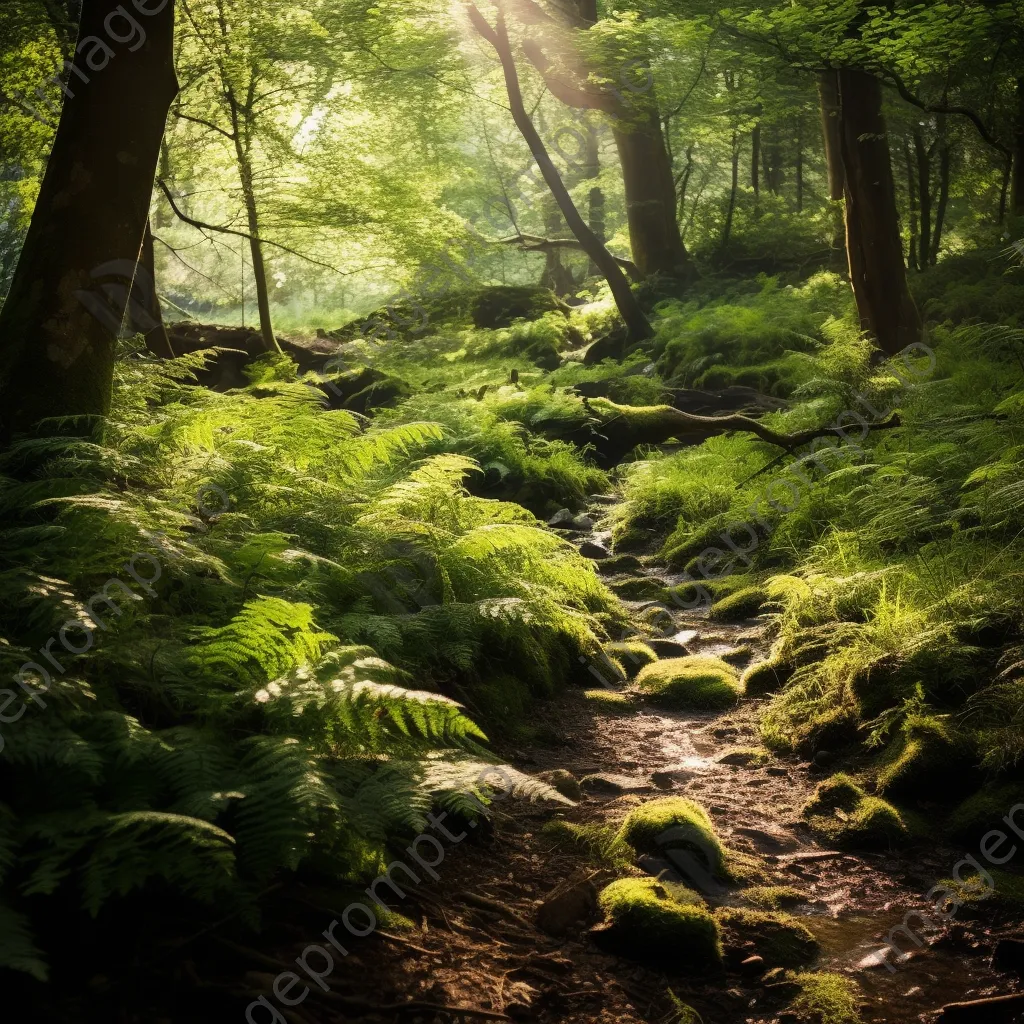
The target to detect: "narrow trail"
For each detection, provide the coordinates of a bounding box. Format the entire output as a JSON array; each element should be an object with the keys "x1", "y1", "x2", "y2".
[{"x1": 363, "y1": 494, "x2": 1021, "y2": 1024}]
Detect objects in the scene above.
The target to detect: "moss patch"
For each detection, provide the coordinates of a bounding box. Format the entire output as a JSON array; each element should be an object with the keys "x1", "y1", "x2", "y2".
[
  {"x1": 787, "y1": 971, "x2": 862, "y2": 1024},
  {"x1": 708, "y1": 586, "x2": 769, "y2": 622},
  {"x1": 597, "y1": 877, "x2": 722, "y2": 967},
  {"x1": 875, "y1": 715, "x2": 975, "y2": 801},
  {"x1": 605, "y1": 640, "x2": 658, "y2": 679},
  {"x1": 715, "y1": 907, "x2": 818, "y2": 967},
  {"x1": 947, "y1": 783, "x2": 1024, "y2": 845},
  {"x1": 742, "y1": 885, "x2": 808, "y2": 910},
  {"x1": 718, "y1": 746, "x2": 772, "y2": 768},
  {"x1": 583, "y1": 688, "x2": 637, "y2": 713},
  {"x1": 634, "y1": 655, "x2": 743, "y2": 710},
  {"x1": 610, "y1": 576, "x2": 670, "y2": 602},
  {"x1": 619, "y1": 797, "x2": 728, "y2": 878},
  {"x1": 742, "y1": 654, "x2": 794, "y2": 697},
  {"x1": 802, "y1": 774, "x2": 910, "y2": 849}
]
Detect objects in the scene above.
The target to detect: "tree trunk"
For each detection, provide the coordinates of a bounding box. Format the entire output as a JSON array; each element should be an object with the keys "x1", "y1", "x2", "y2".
[
  {"x1": 585, "y1": 121, "x2": 604, "y2": 277},
  {"x1": 751, "y1": 123, "x2": 761, "y2": 204},
  {"x1": 837, "y1": 69, "x2": 922, "y2": 355},
  {"x1": 795, "y1": 123, "x2": 804, "y2": 213},
  {"x1": 0, "y1": 0, "x2": 179, "y2": 439},
  {"x1": 931, "y1": 121, "x2": 951, "y2": 265},
  {"x1": 613, "y1": 111, "x2": 696, "y2": 281},
  {"x1": 539, "y1": 201, "x2": 576, "y2": 295},
  {"x1": 131, "y1": 219, "x2": 175, "y2": 358},
  {"x1": 912, "y1": 129, "x2": 931, "y2": 271},
  {"x1": 1000, "y1": 156, "x2": 1012, "y2": 224},
  {"x1": 817, "y1": 71, "x2": 846, "y2": 257},
  {"x1": 1012, "y1": 77, "x2": 1024, "y2": 217},
  {"x1": 722, "y1": 131, "x2": 740, "y2": 250},
  {"x1": 903, "y1": 140, "x2": 920, "y2": 272},
  {"x1": 474, "y1": 5, "x2": 652, "y2": 341}
]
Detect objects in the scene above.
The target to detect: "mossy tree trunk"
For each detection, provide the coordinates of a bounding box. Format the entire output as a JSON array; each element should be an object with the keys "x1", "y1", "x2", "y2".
[
  {"x1": 0, "y1": 0, "x2": 179, "y2": 440},
  {"x1": 837, "y1": 69, "x2": 923, "y2": 356}
]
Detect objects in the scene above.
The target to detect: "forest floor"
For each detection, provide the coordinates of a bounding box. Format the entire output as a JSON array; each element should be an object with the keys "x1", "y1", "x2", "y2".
[{"x1": 238, "y1": 497, "x2": 1024, "y2": 1024}]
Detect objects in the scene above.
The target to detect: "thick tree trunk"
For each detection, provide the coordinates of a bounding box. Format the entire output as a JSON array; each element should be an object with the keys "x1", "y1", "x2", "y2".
[
  {"x1": 837, "y1": 69, "x2": 922, "y2": 355},
  {"x1": 613, "y1": 111, "x2": 696, "y2": 281},
  {"x1": 0, "y1": 0, "x2": 179, "y2": 439},
  {"x1": 1011, "y1": 77, "x2": 1024, "y2": 217},
  {"x1": 474, "y1": 6, "x2": 652, "y2": 341}
]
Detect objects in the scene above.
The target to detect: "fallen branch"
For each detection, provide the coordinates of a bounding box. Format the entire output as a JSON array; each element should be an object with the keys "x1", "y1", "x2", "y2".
[
  {"x1": 937, "y1": 992, "x2": 1024, "y2": 1023},
  {"x1": 501, "y1": 233, "x2": 641, "y2": 281}
]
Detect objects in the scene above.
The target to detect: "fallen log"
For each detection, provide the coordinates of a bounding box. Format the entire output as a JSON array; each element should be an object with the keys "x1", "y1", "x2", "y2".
[{"x1": 937, "y1": 992, "x2": 1024, "y2": 1023}]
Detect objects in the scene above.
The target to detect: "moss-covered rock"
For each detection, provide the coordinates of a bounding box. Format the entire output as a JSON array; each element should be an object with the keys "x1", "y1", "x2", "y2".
[
  {"x1": 605, "y1": 640, "x2": 658, "y2": 679},
  {"x1": 610, "y1": 576, "x2": 671, "y2": 602},
  {"x1": 786, "y1": 971, "x2": 862, "y2": 1024},
  {"x1": 715, "y1": 907, "x2": 818, "y2": 968},
  {"x1": 708, "y1": 586, "x2": 769, "y2": 622},
  {"x1": 802, "y1": 774, "x2": 910, "y2": 849},
  {"x1": 471, "y1": 285, "x2": 568, "y2": 329},
  {"x1": 875, "y1": 715, "x2": 976, "y2": 801},
  {"x1": 583, "y1": 688, "x2": 637, "y2": 713},
  {"x1": 718, "y1": 746, "x2": 772, "y2": 768},
  {"x1": 619, "y1": 797, "x2": 728, "y2": 877},
  {"x1": 597, "y1": 553, "x2": 645, "y2": 575},
  {"x1": 634, "y1": 655, "x2": 743, "y2": 710},
  {"x1": 741, "y1": 654, "x2": 795, "y2": 697},
  {"x1": 948, "y1": 783, "x2": 1024, "y2": 845},
  {"x1": 595, "y1": 877, "x2": 722, "y2": 967}
]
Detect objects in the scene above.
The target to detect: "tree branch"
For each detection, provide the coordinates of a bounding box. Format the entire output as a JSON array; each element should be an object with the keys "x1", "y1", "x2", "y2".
[
  {"x1": 172, "y1": 108, "x2": 236, "y2": 139},
  {"x1": 501, "y1": 233, "x2": 641, "y2": 280}
]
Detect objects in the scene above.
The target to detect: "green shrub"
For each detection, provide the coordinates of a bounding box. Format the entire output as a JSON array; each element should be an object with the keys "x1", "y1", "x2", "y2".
[{"x1": 633, "y1": 656, "x2": 743, "y2": 710}]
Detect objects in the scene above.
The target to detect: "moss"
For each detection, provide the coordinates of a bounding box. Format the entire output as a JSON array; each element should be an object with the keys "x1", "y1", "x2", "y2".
[
  {"x1": 742, "y1": 654, "x2": 794, "y2": 697},
  {"x1": 598, "y1": 553, "x2": 645, "y2": 574},
  {"x1": 947, "y1": 782, "x2": 1024, "y2": 845},
  {"x1": 875, "y1": 716, "x2": 975, "y2": 801},
  {"x1": 471, "y1": 285, "x2": 568, "y2": 329},
  {"x1": 618, "y1": 797, "x2": 728, "y2": 878},
  {"x1": 542, "y1": 819, "x2": 634, "y2": 869},
  {"x1": 715, "y1": 907, "x2": 818, "y2": 967},
  {"x1": 742, "y1": 885, "x2": 808, "y2": 910},
  {"x1": 583, "y1": 688, "x2": 637, "y2": 713},
  {"x1": 786, "y1": 971, "x2": 862, "y2": 1024},
  {"x1": 597, "y1": 877, "x2": 722, "y2": 967},
  {"x1": 720, "y1": 644, "x2": 754, "y2": 666},
  {"x1": 610, "y1": 576, "x2": 670, "y2": 602},
  {"x1": 633, "y1": 655, "x2": 743, "y2": 710},
  {"x1": 605, "y1": 640, "x2": 658, "y2": 679},
  {"x1": 802, "y1": 775, "x2": 910, "y2": 849},
  {"x1": 708, "y1": 586, "x2": 769, "y2": 622}
]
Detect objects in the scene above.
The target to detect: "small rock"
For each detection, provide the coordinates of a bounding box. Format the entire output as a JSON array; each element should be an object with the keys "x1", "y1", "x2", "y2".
[
  {"x1": 579, "y1": 540, "x2": 610, "y2": 560},
  {"x1": 766, "y1": 766, "x2": 789, "y2": 777},
  {"x1": 739, "y1": 955, "x2": 765, "y2": 977},
  {"x1": 651, "y1": 769, "x2": 692, "y2": 790},
  {"x1": 547, "y1": 509, "x2": 574, "y2": 528},
  {"x1": 571, "y1": 515, "x2": 595, "y2": 531},
  {"x1": 580, "y1": 772, "x2": 652, "y2": 794},
  {"x1": 763, "y1": 967, "x2": 786, "y2": 984},
  {"x1": 813, "y1": 750, "x2": 834, "y2": 767},
  {"x1": 536, "y1": 879, "x2": 597, "y2": 936},
  {"x1": 596, "y1": 554, "x2": 644, "y2": 575},
  {"x1": 536, "y1": 769, "x2": 582, "y2": 802},
  {"x1": 636, "y1": 855, "x2": 686, "y2": 883},
  {"x1": 718, "y1": 749, "x2": 766, "y2": 768},
  {"x1": 649, "y1": 639, "x2": 690, "y2": 659},
  {"x1": 589, "y1": 494, "x2": 619, "y2": 505}
]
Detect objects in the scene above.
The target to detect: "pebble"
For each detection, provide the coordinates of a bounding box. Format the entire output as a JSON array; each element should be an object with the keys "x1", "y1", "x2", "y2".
[{"x1": 579, "y1": 540, "x2": 610, "y2": 560}]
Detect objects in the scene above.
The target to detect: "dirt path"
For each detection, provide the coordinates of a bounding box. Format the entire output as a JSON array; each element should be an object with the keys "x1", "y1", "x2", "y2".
[{"x1": 352, "y1": 503, "x2": 1024, "y2": 1024}]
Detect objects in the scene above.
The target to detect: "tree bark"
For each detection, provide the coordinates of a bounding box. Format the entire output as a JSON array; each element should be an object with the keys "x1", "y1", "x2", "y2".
[
  {"x1": 131, "y1": 219, "x2": 175, "y2": 358},
  {"x1": 584, "y1": 121, "x2": 604, "y2": 277},
  {"x1": 0, "y1": 0, "x2": 179, "y2": 439},
  {"x1": 795, "y1": 122, "x2": 804, "y2": 213},
  {"x1": 817, "y1": 71, "x2": 846, "y2": 257},
  {"x1": 837, "y1": 69, "x2": 922, "y2": 355},
  {"x1": 612, "y1": 110, "x2": 695, "y2": 281},
  {"x1": 751, "y1": 122, "x2": 761, "y2": 204},
  {"x1": 470, "y1": 4, "x2": 652, "y2": 341}
]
